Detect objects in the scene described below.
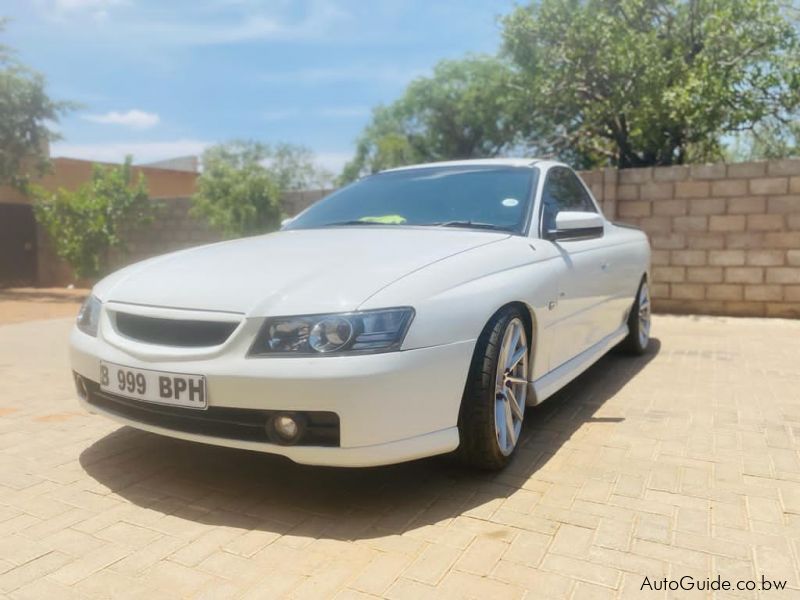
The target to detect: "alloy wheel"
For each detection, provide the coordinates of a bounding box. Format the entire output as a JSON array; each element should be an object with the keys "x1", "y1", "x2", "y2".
[
  {"x1": 494, "y1": 317, "x2": 528, "y2": 456},
  {"x1": 638, "y1": 282, "x2": 651, "y2": 349}
]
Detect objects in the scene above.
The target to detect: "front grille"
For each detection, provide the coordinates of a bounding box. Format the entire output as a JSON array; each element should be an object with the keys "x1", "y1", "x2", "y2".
[
  {"x1": 114, "y1": 312, "x2": 239, "y2": 347},
  {"x1": 83, "y1": 380, "x2": 340, "y2": 447}
]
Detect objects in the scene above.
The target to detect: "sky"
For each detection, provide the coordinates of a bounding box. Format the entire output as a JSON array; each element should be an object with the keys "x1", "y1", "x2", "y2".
[{"x1": 4, "y1": 0, "x2": 517, "y2": 175}]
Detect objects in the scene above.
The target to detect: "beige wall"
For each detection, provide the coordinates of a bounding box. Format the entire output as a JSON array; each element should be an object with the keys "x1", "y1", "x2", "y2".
[
  {"x1": 0, "y1": 157, "x2": 197, "y2": 204},
  {"x1": 602, "y1": 159, "x2": 800, "y2": 318},
  {"x1": 0, "y1": 157, "x2": 199, "y2": 287}
]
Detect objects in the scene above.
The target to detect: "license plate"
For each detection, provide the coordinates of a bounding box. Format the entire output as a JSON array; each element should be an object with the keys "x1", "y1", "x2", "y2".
[{"x1": 99, "y1": 362, "x2": 207, "y2": 409}]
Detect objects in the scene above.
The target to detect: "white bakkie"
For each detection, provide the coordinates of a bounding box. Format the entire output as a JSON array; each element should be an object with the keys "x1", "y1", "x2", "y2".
[{"x1": 70, "y1": 159, "x2": 651, "y2": 469}]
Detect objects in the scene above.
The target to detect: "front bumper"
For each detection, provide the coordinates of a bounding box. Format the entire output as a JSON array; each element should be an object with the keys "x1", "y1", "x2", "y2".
[{"x1": 70, "y1": 327, "x2": 475, "y2": 467}]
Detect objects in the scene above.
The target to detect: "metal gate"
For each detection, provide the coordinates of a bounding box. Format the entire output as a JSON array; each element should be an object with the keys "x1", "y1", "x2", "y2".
[{"x1": 0, "y1": 203, "x2": 37, "y2": 287}]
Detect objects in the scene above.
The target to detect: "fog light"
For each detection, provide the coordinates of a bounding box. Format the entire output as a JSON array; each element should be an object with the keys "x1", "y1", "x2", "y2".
[{"x1": 267, "y1": 412, "x2": 305, "y2": 445}]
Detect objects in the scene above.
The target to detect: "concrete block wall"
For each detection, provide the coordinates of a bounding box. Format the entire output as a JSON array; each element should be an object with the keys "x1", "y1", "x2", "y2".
[
  {"x1": 108, "y1": 197, "x2": 221, "y2": 271},
  {"x1": 606, "y1": 159, "x2": 800, "y2": 318}
]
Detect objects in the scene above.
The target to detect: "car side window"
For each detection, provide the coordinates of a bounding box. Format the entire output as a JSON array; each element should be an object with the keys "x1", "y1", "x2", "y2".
[{"x1": 540, "y1": 167, "x2": 597, "y2": 233}]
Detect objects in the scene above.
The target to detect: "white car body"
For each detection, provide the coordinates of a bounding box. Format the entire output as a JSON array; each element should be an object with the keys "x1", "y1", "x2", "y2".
[{"x1": 70, "y1": 159, "x2": 650, "y2": 467}]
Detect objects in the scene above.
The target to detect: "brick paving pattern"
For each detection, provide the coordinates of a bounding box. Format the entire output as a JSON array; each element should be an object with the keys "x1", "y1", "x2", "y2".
[{"x1": 1, "y1": 315, "x2": 799, "y2": 598}]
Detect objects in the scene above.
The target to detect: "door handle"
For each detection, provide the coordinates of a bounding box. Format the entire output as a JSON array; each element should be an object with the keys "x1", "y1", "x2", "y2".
[{"x1": 601, "y1": 261, "x2": 610, "y2": 271}]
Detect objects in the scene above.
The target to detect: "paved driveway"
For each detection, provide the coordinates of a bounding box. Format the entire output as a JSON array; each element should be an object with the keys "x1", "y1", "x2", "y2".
[{"x1": 1, "y1": 315, "x2": 799, "y2": 599}]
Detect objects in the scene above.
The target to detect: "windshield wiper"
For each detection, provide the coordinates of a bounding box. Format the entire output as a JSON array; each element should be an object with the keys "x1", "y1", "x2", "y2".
[{"x1": 428, "y1": 220, "x2": 511, "y2": 232}]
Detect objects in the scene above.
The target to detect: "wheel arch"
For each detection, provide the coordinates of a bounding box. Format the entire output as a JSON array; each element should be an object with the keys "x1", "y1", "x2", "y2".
[{"x1": 475, "y1": 300, "x2": 539, "y2": 382}]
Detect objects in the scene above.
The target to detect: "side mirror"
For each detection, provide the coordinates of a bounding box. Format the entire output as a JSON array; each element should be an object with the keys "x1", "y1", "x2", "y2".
[
  {"x1": 280, "y1": 217, "x2": 294, "y2": 229},
  {"x1": 546, "y1": 211, "x2": 604, "y2": 241}
]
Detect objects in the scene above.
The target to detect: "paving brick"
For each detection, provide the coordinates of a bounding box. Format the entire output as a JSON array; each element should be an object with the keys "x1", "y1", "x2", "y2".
[
  {"x1": 492, "y1": 560, "x2": 573, "y2": 597},
  {"x1": 541, "y1": 553, "x2": 621, "y2": 588},
  {"x1": 402, "y1": 544, "x2": 461, "y2": 585},
  {"x1": 453, "y1": 537, "x2": 508, "y2": 575},
  {"x1": 3, "y1": 312, "x2": 800, "y2": 599}
]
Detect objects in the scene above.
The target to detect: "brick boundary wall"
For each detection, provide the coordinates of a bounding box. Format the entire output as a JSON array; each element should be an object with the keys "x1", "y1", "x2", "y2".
[
  {"x1": 593, "y1": 159, "x2": 800, "y2": 319},
  {"x1": 31, "y1": 162, "x2": 800, "y2": 319}
]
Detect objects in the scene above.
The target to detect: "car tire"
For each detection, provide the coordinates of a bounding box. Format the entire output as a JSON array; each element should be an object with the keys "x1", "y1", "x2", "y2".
[
  {"x1": 621, "y1": 278, "x2": 651, "y2": 355},
  {"x1": 456, "y1": 306, "x2": 529, "y2": 470}
]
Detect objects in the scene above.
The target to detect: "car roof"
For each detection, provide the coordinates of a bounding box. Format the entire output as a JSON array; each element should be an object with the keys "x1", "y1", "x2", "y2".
[{"x1": 380, "y1": 158, "x2": 547, "y2": 173}]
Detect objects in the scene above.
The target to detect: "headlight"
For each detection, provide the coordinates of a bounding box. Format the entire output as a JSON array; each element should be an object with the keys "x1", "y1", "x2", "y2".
[
  {"x1": 76, "y1": 295, "x2": 102, "y2": 337},
  {"x1": 249, "y1": 307, "x2": 414, "y2": 356}
]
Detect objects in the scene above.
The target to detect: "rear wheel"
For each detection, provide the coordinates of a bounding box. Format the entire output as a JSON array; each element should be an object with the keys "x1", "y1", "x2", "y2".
[
  {"x1": 621, "y1": 279, "x2": 651, "y2": 355},
  {"x1": 457, "y1": 306, "x2": 529, "y2": 470}
]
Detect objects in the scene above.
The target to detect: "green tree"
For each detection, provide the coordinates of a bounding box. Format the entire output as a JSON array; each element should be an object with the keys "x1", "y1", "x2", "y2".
[
  {"x1": 340, "y1": 56, "x2": 526, "y2": 183},
  {"x1": 725, "y1": 117, "x2": 800, "y2": 161},
  {"x1": 502, "y1": 0, "x2": 800, "y2": 168},
  {"x1": 33, "y1": 157, "x2": 151, "y2": 279},
  {"x1": 0, "y1": 20, "x2": 72, "y2": 188},
  {"x1": 192, "y1": 140, "x2": 329, "y2": 237}
]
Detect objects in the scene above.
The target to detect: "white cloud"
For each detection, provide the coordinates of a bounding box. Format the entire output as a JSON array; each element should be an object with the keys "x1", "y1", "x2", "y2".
[
  {"x1": 53, "y1": 0, "x2": 120, "y2": 10},
  {"x1": 139, "y1": 2, "x2": 350, "y2": 46},
  {"x1": 82, "y1": 109, "x2": 160, "y2": 129},
  {"x1": 51, "y1": 139, "x2": 212, "y2": 164},
  {"x1": 47, "y1": 0, "x2": 125, "y2": 21},
  {"x1": 38, "y1": 0, "x2": 348, "y2": 45}
]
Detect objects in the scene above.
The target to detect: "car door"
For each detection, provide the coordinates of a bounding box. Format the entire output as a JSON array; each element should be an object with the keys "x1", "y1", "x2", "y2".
[{"x1": 538, "y1": 167, "x2": 612, "y2": 370}]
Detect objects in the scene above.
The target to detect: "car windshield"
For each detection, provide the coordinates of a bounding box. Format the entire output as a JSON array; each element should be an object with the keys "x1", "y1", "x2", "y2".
[{"x1": 285, "y1": 165, "x2": 539, "y2": 234}]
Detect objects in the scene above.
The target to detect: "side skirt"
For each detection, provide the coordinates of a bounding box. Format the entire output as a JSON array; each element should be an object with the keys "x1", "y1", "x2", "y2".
[{"x1": 526, "y1": 324, "x2": 629, "y2": 406}]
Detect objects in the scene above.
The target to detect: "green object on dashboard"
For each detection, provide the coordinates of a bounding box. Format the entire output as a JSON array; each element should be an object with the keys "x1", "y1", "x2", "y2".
[{"x1": 358, "y1": 215, "x2": 407, "y2": 224}]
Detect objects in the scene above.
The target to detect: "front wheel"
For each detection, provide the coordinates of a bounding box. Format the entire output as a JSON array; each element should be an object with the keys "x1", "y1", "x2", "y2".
[
  {"x1": 457, "y1": 306, "x2": 529, "y2": 470},
  {"x1": 621, "y1": 279, "x2": 651, "y2": 355}
]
